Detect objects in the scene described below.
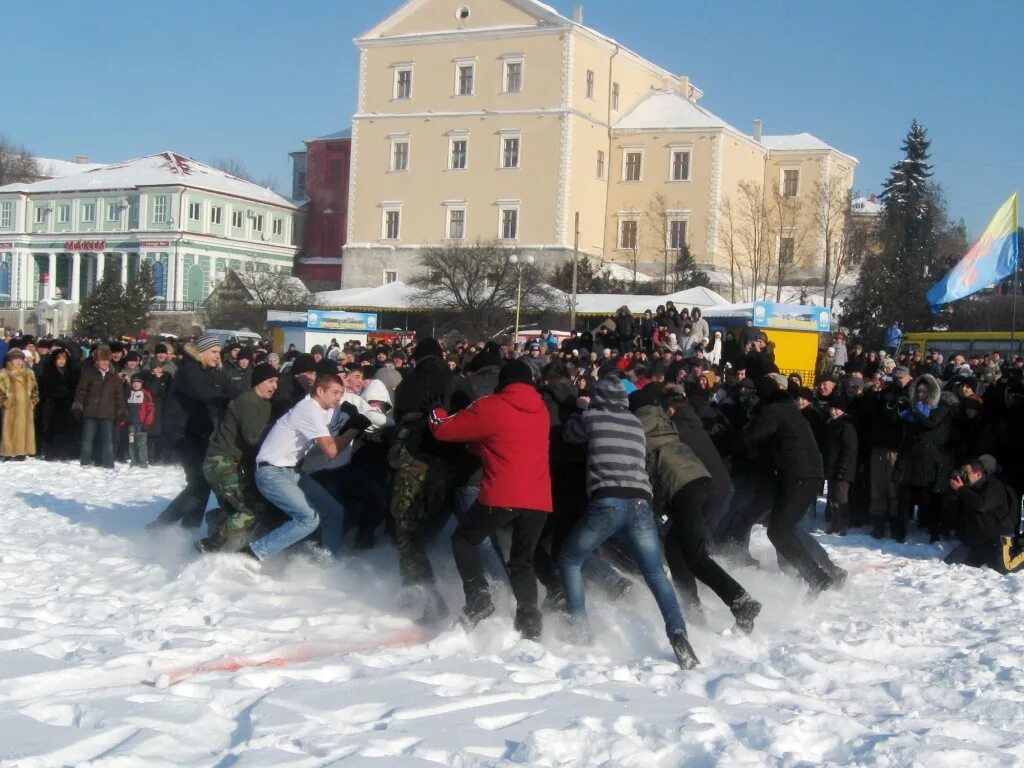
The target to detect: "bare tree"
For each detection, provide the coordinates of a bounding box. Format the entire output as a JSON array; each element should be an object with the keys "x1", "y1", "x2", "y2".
[
  {"x1": 719, "y1": 181, "x2": 775, "y2": 301},
  {"x1": 815, "y1": 179, "x2": 874, "y2": 313},
  {"x1": 768, "y1": 186, "x2": 808, "y2": 301},
  {"x1": 409, "y1": 240, "x2": 557, "y2": 338},
  {"x1": 208, "y1": 156, "x2": 279, "y2": 194},
  {"x1": 646, "y1": 193, "x2": 675, "y2": 290},
  {"x1": 204, "y1": 263, "x2": 310, "y2": 335},
  {"x1": 0, "y1": 136, "x2": 40, "y2": 186}
]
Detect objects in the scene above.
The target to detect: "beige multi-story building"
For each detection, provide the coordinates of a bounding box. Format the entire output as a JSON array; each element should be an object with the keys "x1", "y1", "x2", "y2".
[{"x1": 343, "y1": 0, "x2": 857, "y2": 299}]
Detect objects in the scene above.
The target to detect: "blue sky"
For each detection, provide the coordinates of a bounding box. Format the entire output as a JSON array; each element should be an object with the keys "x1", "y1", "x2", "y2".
[{"x1": 6, "y1": 0, "x2": 1021, "y2": 237}]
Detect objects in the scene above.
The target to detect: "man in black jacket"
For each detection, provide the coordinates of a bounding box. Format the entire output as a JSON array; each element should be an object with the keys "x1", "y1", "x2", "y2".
[
  {"x1": 866, "y1": 367, "x2": 912, "y2": 538},
  {"x1": 823, "y1": 394, "x2": 858, "y2": 535},
  {"x1": 743, "y1": 374, "x2": 845, "y2": 595},
  {"x1": 271, "y1": 353, "x2": 317, "y2": 420},
  {"x1": 149, "y1": 335, "x2": 229, "y2": 529},
  {"x1": 945, "y1": 456, "x2": 1017, "y2": 570}
]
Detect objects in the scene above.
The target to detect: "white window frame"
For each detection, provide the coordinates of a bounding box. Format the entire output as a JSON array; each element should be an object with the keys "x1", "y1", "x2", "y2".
[
  {"x1": 0, "y1": 201, "x2": 11, "y2": 228},
  {"x1": 448, "y1": 135, "x2": 469, "y2": 171},
  {"x1": 210, "y1": 206, "x2": 222, "y2": 225},
  {"x1": 597, "y1": 150, "x2": 606, "y2": 179},
  {"x1": 393, "y1": 65, "x2": 413, "y2": 100},
  {"x1": 781, "y1": 168, "x2": 800, "y2": 198},
  {"x1": 667, "y1": 216, "x2": 689, "y2": 251},
  {"x1": 381, "y1": 204, "x2": 402, "y2": 240},
  {"x1": 500, "y1": 133, "x2": 521, "y2": 169},
  {"x1": 80, "y1": 202, "x2": 95, "y2": 223},
  {"x1": 106, "y1": 202, "x2": 120, "y2": 222},
  {"x1": 612, "y1": 82, "x2": 620, "y2": 111},
  {"x1": 383, "y1": 269, "x2": 398, "y2": 285},
  {"x1": 502, "y1": 56, "x2": 524, "y2": 94},
  {"x1": 188, "y1": 201, "x2": 202, "y2": 221},
  {"x1": 668, "y1": 145, "x2": 692, "y2": 182},
  {"x1": 231, "y1": 210, "x2": 244, "y2": 229},
  {"x1": 444, "y1": 203, "x2": 467, "y2": 241},
  {"x1": 622, "y1": 148, "x2": 644, "y2": 182},
  {"x1": 585, "y1": 69, "x2": 595, "y2": 100},
  {"x1": 252, "y1": 214, "x2": 264, "y2": 233},
  {"x1": 57, "y1": 203, "x2": 70, "y2": 223},
  {"x1": 389, "y1": 134, "x2": 410, "y2": 172},
  {"x1": 152, "y1": 195, "x2": 168, "y2": 223},
  {"x1": 498, "y1": 201, "x2": 520, "y2": 241},
  {"x1": 617, "y1": 213, "x2": 640, "y2": 251},
  {"x1": 454, "y1": 58, "x2": 476, "y2": 96},
  {"x1": 272, "y1": 218, "x2": 284, "y2": 236},
  {"x1": 34, "y1": 206, "x2": 45, "y2": 224}
]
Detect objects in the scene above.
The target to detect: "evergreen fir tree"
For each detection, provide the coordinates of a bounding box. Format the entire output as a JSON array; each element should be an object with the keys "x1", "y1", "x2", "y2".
[
  {"x1": 74, "y1": 261, "x2": 155, "y2": 338},
  {"x1": 842, "y1": 120, "x2": 963, "y2": 336},
  {"x1": 674, "y1": 243, "x2": 711, "y2": 289}
]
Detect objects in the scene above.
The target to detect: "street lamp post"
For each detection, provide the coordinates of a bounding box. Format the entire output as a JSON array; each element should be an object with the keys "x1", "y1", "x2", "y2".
[{"x1": 508, "y1": 252, "x2": 535, "y2": 348}]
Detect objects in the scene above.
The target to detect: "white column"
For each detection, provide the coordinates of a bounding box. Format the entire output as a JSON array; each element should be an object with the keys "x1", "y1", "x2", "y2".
[
  {"x1": 165, "y1": 252, "x2": 175, "y2": 301},
  {"x1": 96, "y1": 251, "x2": 105, "y2": 284},
  {"x1": 71, "y1": 252, "x2": 81, "y2": 303},
  {"x1": 120, "y1": 252, "x2": 129, "y2": 286},
  {"x1": 173, "y1": 252, "x2": 183, "y2": 302},
  {"x1": 47, "y1": 252, "x2": 57, "y2": 299}
]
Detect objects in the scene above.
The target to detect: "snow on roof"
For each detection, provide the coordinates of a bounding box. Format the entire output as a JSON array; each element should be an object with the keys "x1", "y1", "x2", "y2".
[
  {"x1": 0, "y1": 152, "x2": 295, "y2": 208},
  {"x1": 34, "y1": 157, "x2": 108, "y2": 177},
  {"x1": 614, "y1": 90, "x2": 735, "y2": 132},
  {"x1": 852, "y1": 196, "x2": 884, "y2": 216},
  {"x1": 760, "y1": 133, "x2": 834, "y2": 152}
]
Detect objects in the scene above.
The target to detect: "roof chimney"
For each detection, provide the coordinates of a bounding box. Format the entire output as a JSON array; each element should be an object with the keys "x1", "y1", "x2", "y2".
[
  {"x1": 678, "y1": 76, "x2": 690, "y2": 99},
  {"x1": 752, "y1": 119, "x2": 762, "y2": 143},
  {"x1": 75, "y1": 155, "x2": 90, "y2": 164},
  {"x1": 573, "y1": 4, "x2": 583, "y2": 23}
]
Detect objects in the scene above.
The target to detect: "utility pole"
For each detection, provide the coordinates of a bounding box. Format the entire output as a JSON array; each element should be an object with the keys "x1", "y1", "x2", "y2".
[{"x1": 570, "y1": 212, "x2": 580, "y2": 330}]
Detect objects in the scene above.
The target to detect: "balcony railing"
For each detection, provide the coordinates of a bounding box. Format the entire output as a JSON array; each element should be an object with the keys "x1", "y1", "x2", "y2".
[
  {"x1": 0, "y1": 300, "x2": 35, "y2": 310},
  {"x1": 151, "y1": 300, "x2": 200, "y2": 312}
]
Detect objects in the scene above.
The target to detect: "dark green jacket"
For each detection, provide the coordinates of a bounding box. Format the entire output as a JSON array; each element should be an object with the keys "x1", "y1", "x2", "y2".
[
  {"x1": 207, "y1": 389, "x2": 272, "y2": 464},
  {"x1": 636, "y1": 404, "x2": 710, "y2": 513}
]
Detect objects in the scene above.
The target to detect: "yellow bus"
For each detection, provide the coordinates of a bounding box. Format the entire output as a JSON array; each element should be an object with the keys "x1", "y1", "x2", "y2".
[{"x1": 902, "y1": 331, "x2": 1024, "y2": 360}]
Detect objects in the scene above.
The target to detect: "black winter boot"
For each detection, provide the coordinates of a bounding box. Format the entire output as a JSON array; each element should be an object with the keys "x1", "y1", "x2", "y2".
[
  {"x1": 514, "y1": 608, "x2": 543, "y2": 641},
  {"x1": 670, "y1": 631, "x2": 700, "y2": 669},
  {"x1": 870, "y1": 517, "x2": 887, "y2": 539},
  {"x1": 730, "y1": 594, "x2": 762, "y2": 635},
  {"x1": 458, "y1": 596, "x2": 495, "y2": 631}
]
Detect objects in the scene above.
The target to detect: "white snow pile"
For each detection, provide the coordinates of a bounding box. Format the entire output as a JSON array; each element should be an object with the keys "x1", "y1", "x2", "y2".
[{"x1": 2, "y1": 461, "x2": 1024, "y2": 766}]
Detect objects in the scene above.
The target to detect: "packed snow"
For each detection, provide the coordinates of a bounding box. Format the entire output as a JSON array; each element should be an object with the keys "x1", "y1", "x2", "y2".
[{"x1": 2, "y1": 461, "x2": 1024, "y2": 767}]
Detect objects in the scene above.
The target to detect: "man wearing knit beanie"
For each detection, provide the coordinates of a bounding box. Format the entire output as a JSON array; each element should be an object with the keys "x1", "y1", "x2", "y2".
[
  {"x1": 561, "y1": 375, "x2": 700, "y2": 669},
  {"x1": 197, "y1": 363, "x2": 280, "y2": 553}
]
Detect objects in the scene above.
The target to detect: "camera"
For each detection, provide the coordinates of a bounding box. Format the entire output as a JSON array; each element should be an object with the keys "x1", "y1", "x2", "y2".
[{"x1": 950, "y1": 468, "x2": 969, "y2": 484}]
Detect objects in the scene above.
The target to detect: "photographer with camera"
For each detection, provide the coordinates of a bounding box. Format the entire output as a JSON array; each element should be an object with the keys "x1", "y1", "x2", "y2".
[{"x1": 944, "y1": 455, "x2": 1018, "y2": 571}]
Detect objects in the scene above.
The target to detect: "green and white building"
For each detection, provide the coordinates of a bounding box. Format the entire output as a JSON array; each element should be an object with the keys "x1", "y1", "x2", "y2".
[{"x1": 0, "y1": 152, "x2": 300, "y2": 308}]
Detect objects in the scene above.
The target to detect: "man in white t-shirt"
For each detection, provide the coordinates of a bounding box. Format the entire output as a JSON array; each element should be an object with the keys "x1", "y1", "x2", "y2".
[{"x1": 247, "y1": 373, "x2": 369, "y2": 561}]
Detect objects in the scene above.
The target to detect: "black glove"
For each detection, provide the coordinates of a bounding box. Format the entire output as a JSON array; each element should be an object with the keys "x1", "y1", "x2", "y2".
[
  {"x1": 345, "y1": 413, "x2": 372, "y2": 434},
  {"x1": 339, "y1": 401, "x2": 360, "y2": 418}
]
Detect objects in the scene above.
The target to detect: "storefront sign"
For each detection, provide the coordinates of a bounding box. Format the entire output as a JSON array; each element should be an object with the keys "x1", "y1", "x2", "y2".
[
  {"x1": 140, "y1": 240, "x2": 170, "y2": 247},
  {"x1": 306, "y1": 310, "x2": 378, "y2": 332},
  {"x1": 753, "y1": 301, "x2": 832, "y2": 332},
  {"x1": 0, "y1": 242, "x2": 12, "y2": 248},
  {"x1": 64, "y1": 240, "x2": 106, "y2": 251}
]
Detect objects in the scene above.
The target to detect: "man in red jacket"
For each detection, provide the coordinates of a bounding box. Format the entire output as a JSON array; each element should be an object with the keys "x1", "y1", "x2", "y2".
[{"x1": 430, "y1": 359, "x2": 552, "y2": 640}]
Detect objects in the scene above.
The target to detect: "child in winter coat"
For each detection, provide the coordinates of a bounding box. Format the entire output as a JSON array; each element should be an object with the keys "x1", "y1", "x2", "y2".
[{"x1": 125, "y1": 373, "x2": 155, "y2": 468}]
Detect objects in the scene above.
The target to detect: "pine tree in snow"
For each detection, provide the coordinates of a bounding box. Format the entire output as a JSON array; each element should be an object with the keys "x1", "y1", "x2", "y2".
[{"x1": 880, "y1": 119, "x2": 933, "y2": 220}]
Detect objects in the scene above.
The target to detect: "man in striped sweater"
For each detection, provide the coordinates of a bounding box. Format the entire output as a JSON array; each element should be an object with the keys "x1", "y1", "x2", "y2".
[{"x1": 560, "y1": 374, "x2": 700, "y2": 669}]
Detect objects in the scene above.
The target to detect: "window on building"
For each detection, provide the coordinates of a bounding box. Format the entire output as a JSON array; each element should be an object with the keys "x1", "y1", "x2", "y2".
[
  {"x1": 295, "y1": 171, "x2": 307, "y2": 198},
  {"x1": 392, "y1": 139, "x2": 409, "y2": 172},
  {"x1": 252, "y1": 214, "x2": 264, "y2": 233},
  {"x1": 57, "y1": 204, "x2": 70, "y2": 223},
  {"x1": 106, "y1": 202, "x2": 120, "y2": 222},
  {"x1": 457, "y1": 63, "x2": 475, "y2": 96},
  {"x1": 669, "y1": 219, "x2": 688, "y2": 250},
  {"x1": 500, "y1": 207, "x2": 519, "y2": 240},
  {"x1": 502, "y1": 136, "x2": 520, "y2": 168},
  {"x1": 597, "y1": 150, "x2": 605, "y2": 179},
  {"x1": 586, "y1": 70, "x2": 595, "y2": 99},
  {"x1": 152, "y1": 195, "x2": 168, "y2": 223},
  {"x1": 783, "y1": 169, "x2": 799, "y2": 197},
  {"x1": 619, "y1": 219, "x2": 638, "y2": 250},
  {"x1": 395, "y1": 67, "x2": 413, "y2": 99},
  {"x1": 447, "y1": 208, "x2": 466, "y2": 240},
  {"x1": 231, "y1": 210, "x2": 244, "y2": 229},
  {"x1": 273, "y1": 218, "x2": 284, "y2": 236},
  {"x1": 612, "y1": 82, "x2": 620, "y2": 110},
  {"x1": 34, "y1": 207, "x2": 45, "y2": 224},
  {"x1": 504, "y1": 60, "x2": 523, "y2": 93},
  {"x1": 81, "y1": 202, "x2": 95, "y2": 223},
  {"x1": 779, "y1": 235, "x2": 796, "y2": 264},
  {"x1": 210, "y1": 206, "x2": 222, "y2": 225},
  {"x1": 188, "y1": 202, "x2": 201, "y2": 221},
  {"x1": 383, "y1": 269, "x2": 398, "y2": 285},
  {"x1": 450, "y1": 139, "x2": 468, "y2": 170},
  {"x1": 0, "y1": 202, "x2": 11, "y2": 228},
  {"x1": 383, "y1": 208, "x2": 401, "y2": 240},
  {"x1": 624, "y1": 151, "x2": 643, "y2": 182},
  {"x1": 671, "y1": 150, "x2": 691, "y2": 181}
]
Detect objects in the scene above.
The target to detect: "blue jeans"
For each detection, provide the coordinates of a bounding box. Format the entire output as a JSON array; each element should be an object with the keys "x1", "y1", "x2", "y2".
[
  {"x1": 80, "y1": 417, "x2": 114, "y2": 468},
  {"x1": 251, "y1": 466, "x2": 325, "y2": 560},
  {"x1": 298, "y1": 472, "x2": 347, "y2": 556},
  {"x1": 559, "y1": 497, "x2": 686, "y2": 637}
]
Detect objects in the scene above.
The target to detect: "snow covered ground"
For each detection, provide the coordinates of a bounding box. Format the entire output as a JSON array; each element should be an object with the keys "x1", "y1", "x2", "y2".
[{"x1": 1, "y1": 461, "x2": 1024, "y2": 767}]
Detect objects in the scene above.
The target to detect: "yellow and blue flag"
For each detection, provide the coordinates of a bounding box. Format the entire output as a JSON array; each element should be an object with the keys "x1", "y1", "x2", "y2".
[{"x1": 929, "y1": 192, "x2": 1019, "y2": 313}]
